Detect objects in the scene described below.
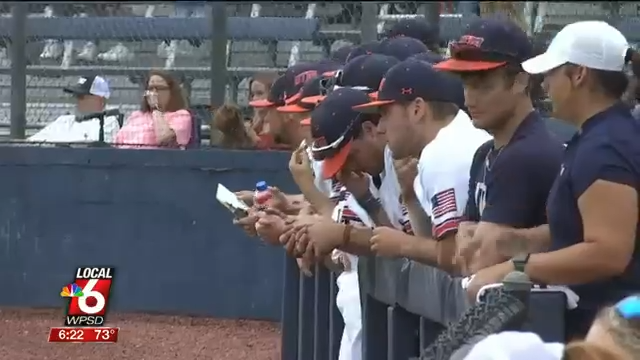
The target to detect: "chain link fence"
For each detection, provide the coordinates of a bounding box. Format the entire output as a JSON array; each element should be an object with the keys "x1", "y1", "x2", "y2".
[{"x1": 1, "y1": 2, "x2": 638, "y2": 140}]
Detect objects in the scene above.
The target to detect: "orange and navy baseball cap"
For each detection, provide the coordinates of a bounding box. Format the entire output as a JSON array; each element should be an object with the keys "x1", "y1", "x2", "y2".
[
  {"x1": 248, "y1": 75, "x2": 287, "y2": 108},
  {"x1": 301, "y1": 54, "x2": 400, "y2": 105},
  {"x1": 345, "y1": 41, "x2": 383, "y2": 63},
  {"x1": 386, "y1": 18, "x2": 440, "y2": 49},
  {"x1": 434, "y1": 17, "x2": 533, "y2": 72},
  {"x1": 277, "y1": 74, "x2": 333, "y2": 114},
  {"x1": 249, "y1": 61, "x2": 341, "y2": 108},
  {"x1": 330, "y1": 44, "x2": 355, "y2": 65},
  {"x1": 308, "y1": 88, "x2": 372, "y2": 179},
  {"x1": 379, "y1": 36, "x2": 429, "y2": 61},
  {"x1": 353, "y1": 59, "x2": 464, "y2": 112}
]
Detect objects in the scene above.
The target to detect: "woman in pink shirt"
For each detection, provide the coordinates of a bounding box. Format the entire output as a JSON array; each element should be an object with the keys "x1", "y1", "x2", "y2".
[{"x1": 115, "y1": 70, "x2": 192, "y2": 148}]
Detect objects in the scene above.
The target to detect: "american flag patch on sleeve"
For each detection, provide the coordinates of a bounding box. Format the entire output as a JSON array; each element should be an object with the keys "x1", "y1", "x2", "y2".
[{"x1": 431, "y1": 188, "x2": 457, "y2": 218}]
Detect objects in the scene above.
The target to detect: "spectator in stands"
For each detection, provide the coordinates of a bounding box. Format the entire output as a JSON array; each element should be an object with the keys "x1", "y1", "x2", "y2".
[
  {"x1": 213, "y1": 103, "x2": 258, "y2": 149},
  {"x1": 249, "y1": 72, "x2": 280, "y2": 138},
  {"x1": 39, "y1": 4, "x2": 132, "y2": 62},
  {"x1": 585, "y1": 295, "x2": 640, "y2": 359},
  {"x1": 28, "y1": 75, "x2": 120, "y2": 143},
  {"x1": 115, "y1": 70, "x2": 192, "y2": 148},
  {"x1": 386, "y1": 18, "x2": 441, "y2": 52},
  {"x1": 466, "y1": 21, "x2": 640, "y2": 339}
]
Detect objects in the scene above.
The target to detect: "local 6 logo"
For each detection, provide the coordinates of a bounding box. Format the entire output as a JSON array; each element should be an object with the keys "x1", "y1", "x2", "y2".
[{"x1": 60, "y1": 267, "x2": 114, "y2": 326}]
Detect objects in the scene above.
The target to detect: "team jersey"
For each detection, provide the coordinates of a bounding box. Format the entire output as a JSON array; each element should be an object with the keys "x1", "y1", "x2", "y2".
[
  {"x1": 464, "y1": 111, "x2": 563, "y2": 229},
  {"x1": 413, "y1": 110, "x2": 491, "y2": 238},
  {"x1": 375, "y1": 146, "x2": 412, "y2": 234}
]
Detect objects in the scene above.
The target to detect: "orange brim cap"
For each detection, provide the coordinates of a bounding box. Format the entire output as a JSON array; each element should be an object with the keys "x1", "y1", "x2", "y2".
[
  {"x1": 249, "y1": 99, "x2": 276, "y2": 108},
  {"x1": 301, "y1": 95, "x2": 327, "y2": 105},
  {"x1": 277, "y1": 103, "x2": 309, "y2": 113},
  {"x1": 352, "y1": 99, "x2": 396, "y2": 112},
  {"x1": 322, "y1": 141, "x2": 352, "y2": 179},
  {"x1": 284, "y1": 92, "x2": 302, "y2": 105},
  {"x1": 300, "y1": 117, "x2": 311, "y2": 126},
  {"x1": 433, "y1": 59, "x2": 507, "y2": 72}
]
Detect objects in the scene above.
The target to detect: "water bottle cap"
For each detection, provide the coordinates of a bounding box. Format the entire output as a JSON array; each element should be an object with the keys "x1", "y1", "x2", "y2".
[{"x1": 256, "y1": 181, "x2": 268, "y2": 191}]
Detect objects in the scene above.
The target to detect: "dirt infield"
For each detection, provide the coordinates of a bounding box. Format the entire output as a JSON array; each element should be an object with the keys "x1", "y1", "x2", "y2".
[{"x1": 0, "y1": 308, "x2": 280, "y2": 360}]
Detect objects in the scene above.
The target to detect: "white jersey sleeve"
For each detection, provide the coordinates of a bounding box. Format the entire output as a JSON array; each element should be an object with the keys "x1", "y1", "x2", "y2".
[{"x1": 414, "y1": 111, "x2": 491, "y2": 239}]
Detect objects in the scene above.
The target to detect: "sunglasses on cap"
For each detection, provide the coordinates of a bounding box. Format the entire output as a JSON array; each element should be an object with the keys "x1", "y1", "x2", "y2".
[
  {"x1": 449, "y1": 40, "x2": 521, "y2": 64},
  {"x1": 615, "y1": 295, "x2": 640, "y2": 319},
  {"x1": 311, "y1": 112, "x2": 378, "y2": 160},
  {"x1": 320, "y1": 70, "x2": 376, "y2": 95}
]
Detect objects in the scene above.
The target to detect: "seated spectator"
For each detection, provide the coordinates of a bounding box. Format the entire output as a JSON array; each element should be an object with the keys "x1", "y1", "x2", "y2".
[
  {"x1": 28, "y1": 75, "x2": 120, "y2": 143},
  {"x1": 585, "y1": 295, "x2": 640, "y2": 359},
  {"x1": 213, "y1": 103, "x2": 258, "y2": 149},
  {"x1": 115, "y1": 70, "x2": 192, "y2": 149},
  {"x1": 249, "y1": 72, "x2": 279, "y2": 136}
]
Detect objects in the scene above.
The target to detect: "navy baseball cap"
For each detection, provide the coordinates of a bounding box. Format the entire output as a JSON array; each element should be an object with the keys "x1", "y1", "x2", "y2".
[
  {"x1": 277, "y1": 74, "x2": 333, "y2": 114},
  {"x1": 434, "y1": 17, "x2": 534, "y2": 72},
  {"x1": 386, "y1": 19, "x2": 440, "y2": 49},
  {"x1": 354, "y1": 59, "x2": 464, "y2": 111},
  {"x1": 250, "y1": 61, "x2": 341, "y2": 108},
  {"x1": 346, "y1": 41, "x2": 382, "y2": 63},
  {"x1": 409, "y1": 51, "x2": 445, "y2": 65},
  {"x1": 330, "y1": 44, "x2": 355, "y2": 65},
  {"x1": 301, "y1": 54, "x2": 400, "y2": 105},
  {"x1": 308, "y1": 88, "x2": 372, "y2": 179},
  {"x1": 380, "y1": 36, "x2": 429, "y2": 61}
]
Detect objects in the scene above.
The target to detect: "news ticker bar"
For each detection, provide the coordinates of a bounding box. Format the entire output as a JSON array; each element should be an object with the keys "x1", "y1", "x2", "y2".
[{"x1": 48, "y1": 327, "x2": 119, "y2": 343}]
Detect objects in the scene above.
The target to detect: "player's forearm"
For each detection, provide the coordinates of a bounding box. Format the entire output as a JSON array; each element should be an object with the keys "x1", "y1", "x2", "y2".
[
  {"x1": 526, "y1": 242, "x2": 626, "y2": 285},
  {"x1": 297, "y1": 182, "x2": 335, "y2": 217},
  {"x1": 355, "y1": 191, "x2": 394, "y2": 227},
  {"x1": 339, "y1": 226, "x2": 374, "y2": 255},
  {"x1": 399, "y1": 234, "x2": 458, "y2": 273},
  {"x1": 398, "y1": 235, "x2": 439, "y2": 267},
  {"x1": 404, "y1": 197, "x2": 432, "y2": 237},
  {"x1": 512, "y1": 225, "x2": 552, "y2": 253}
]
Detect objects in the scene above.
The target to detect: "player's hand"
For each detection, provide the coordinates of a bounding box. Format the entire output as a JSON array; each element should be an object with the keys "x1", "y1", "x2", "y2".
[
  {"x1": 296, "y1": 258, "x2": 313, "y2": 277},
  {"x1": 337, "y1": 170, "x2": 370, "y2": 199},
  {"x1": 234, "y1": 190, "x2": 255, "y2": 207},
  {"x1": 331, "y1": 250, "x2": 352, "y2": 272},
  {"x1": 233, "y1": 208, "x2": 259, "y2": 237},
  {"x1": 289, "y1": 146, "x2": 315, "y2": 189},
  {"x1": 454, "y1": 222, "x2": 480, "y2": 274},
  {"x1": 393, "y1": 158, "x2": 418, "y2": 201},
  {"x1": 296, "y1": 219, "x2": 345, "y2": 265},
  {"x1": 255, "y1": 208, "x2": 290, "y2": 246},
  {"x1": 267, "y1": 186, "x2": 291, "y2": 212},
  {"x1": 370, "y1": 226, "x2": 408, "y2": 258}
]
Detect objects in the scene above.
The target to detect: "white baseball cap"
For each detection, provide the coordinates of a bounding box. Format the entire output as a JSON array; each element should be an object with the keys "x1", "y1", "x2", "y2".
[
  {"x1": 464, "y1": 332, "x2": 564, "y2": 360},
  {"x1": 63, "y1": 75, "x2": 111, "y2": 99},
  {"x1": 522, "y1": 21, "x2": 629, "y2": 75}
]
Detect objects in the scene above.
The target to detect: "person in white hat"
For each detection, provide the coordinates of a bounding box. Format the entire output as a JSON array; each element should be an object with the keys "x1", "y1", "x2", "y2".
[
  {"x1": 466, "y1": 21, "x2": 640, "y2": 339},
  {"x1": 29, "y1": 75, "x2": 121, "y2": 143}
]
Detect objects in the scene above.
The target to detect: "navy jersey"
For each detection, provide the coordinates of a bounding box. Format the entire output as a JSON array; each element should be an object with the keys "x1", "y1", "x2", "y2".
[
  {"x1": 465, "y1": 112, "x2": 564, "y2": 228},
  {"x1": 547, "y1": 103, "x2": 640, "y2": 335}
]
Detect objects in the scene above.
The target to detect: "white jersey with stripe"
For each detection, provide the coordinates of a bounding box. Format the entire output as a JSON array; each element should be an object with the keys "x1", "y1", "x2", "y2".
[
  {"x1": 375, "y1": 146, "x2": 412, "y2": 234},
  {"x1": 413, "y1": 110, "x2": 492, "y2": 238}
]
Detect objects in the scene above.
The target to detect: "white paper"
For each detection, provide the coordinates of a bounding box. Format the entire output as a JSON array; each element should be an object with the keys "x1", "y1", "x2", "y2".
[{"x1": 216, "y1": 183, "x2": 250, "y2": 216}]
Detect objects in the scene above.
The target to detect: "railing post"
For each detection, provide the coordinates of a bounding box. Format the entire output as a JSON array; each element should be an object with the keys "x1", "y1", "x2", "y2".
[
  {"x1": 209, "y1": 2, "x2": 227, "y2": 108},
  {"x1": 360, "y1": 3, "x2": 378, "y2": 43},
  {"x1": 10, "y1": 3, "x2": 27, "y2": 140}
]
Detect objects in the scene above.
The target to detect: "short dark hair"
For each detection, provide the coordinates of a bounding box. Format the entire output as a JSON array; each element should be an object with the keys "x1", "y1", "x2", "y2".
[
  {"x1": 140, "y1": 70, "x2": 188, "y2": 113},
  {"x1": 430, "y1": 101, "x2": 459, "y2": 119},
  {"x1": 353, "y1": 113, "x2": 380, "y2": 139}
]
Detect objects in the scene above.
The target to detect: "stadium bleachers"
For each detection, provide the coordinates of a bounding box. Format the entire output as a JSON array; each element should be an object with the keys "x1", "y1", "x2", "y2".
[{"x1": 0, "y1": 2, "x2": 636, "y2": 138}]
